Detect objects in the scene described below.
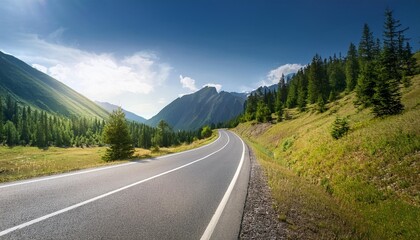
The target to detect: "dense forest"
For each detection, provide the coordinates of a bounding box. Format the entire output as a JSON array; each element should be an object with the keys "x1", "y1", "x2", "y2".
[
  {"x1": 0, "y1": 95, "x2": 202, "y2": 148},
  {"x1": 228, "y1": 9, "x2": 417, "y2": 126}
]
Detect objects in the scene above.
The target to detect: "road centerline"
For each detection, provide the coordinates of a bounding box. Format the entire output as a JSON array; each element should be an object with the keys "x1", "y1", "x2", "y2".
[{"x1": 0, "y1": 132, "x2": 230, "y2": 237}]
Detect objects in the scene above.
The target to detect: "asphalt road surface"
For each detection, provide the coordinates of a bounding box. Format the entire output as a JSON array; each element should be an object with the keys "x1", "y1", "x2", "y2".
[{"x1": 0, "y1": 130, "x2": 250, "y2": 240}]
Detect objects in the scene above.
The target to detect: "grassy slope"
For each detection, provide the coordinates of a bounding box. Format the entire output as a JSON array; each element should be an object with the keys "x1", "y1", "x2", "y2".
[
  {"x1": 0, "y1": 51, "x2": 109, "y2": 119},
  {"x1": 0, "y1": 131, "x2": 218, "y2": 183},
  {"x1": 234, "y1": 71, "x2": 420, "y2": 238}
]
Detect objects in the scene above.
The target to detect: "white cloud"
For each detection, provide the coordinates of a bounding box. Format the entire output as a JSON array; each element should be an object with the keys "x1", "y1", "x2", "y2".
[
  {"x1": 16, "y1": 34, "x2": 171, "y2": 101},
  {"x1": 157, "y1": 98, "x2": 166, "y2": 104},
  {"x1": 179, "y1": 75, "x2": 198, "y2": 91},
  {"x1": 203, "y1": 83, "x2": 222, "y2": 92},
  {"x1": 264, "y1": 63, "x2": 304, "y2": 86},
  {"x1": 32, "y1": 63, "x2": 48, "y2": 74},
  {"x1": 47, "y1": 27, "x2": 66, "y2": 43}
]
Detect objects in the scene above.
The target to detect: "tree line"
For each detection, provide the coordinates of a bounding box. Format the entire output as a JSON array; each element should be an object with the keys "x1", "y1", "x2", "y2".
[
  {"x1": 0, "y1": 95, "x2": 202, "y2": 148},
  {"x1": 231, "y1": 8, "x2": 417, "y2": 126}
]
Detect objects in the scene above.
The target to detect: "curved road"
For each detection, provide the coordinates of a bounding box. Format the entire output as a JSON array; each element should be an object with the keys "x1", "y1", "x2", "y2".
[{"x1": 0, "y1": 130, "x2": 250, "y2": 239}]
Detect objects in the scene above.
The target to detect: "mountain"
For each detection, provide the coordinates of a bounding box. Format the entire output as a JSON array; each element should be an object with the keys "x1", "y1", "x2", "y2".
[
  {"x1": 146, "y1": 86, "x2": 245, "y2": 130},
  {"x1": 95, "y1": 101, "x2": 147, "y2": 123},
  {"x1": 0, "y1": 51, "x2": 109, "y2": 119}
]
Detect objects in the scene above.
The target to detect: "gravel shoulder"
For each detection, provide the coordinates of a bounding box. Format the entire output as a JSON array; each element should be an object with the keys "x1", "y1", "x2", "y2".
[{"x1": 239, "y1": 149, "x2": 287, "y2": 239}]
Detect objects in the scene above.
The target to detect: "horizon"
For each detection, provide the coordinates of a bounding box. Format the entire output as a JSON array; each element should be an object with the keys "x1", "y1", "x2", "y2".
[{"x1": 1, "y1": 0, "x2": 419, "y2": 118}]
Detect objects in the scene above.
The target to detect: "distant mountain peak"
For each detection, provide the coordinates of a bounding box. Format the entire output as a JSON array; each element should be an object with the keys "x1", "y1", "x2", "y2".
[
  {"x1": 95, "y1": 101, "x2": 146, "y2": 123},
  {"x1": 146, "y1": 86, "x2": 245, "y2": 130}
]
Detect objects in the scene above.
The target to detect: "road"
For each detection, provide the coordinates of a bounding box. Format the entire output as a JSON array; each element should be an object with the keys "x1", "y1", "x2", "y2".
[{"x1": 0, "y1": 130, "x2": 250, "y2": 240}]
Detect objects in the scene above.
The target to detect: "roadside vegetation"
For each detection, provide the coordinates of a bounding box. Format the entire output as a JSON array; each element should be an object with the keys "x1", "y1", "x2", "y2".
[
  {"x1": 0, "y1": 130, "x2": 218, "y2": 183},
  {"x1": 232, "y1": 9, "x2": 419, "y2": 239},
  {"x1": 235, "y1": 73, "x2": 420, "y2": 238},
  {"x1": 235, "y1": 54, "x2": 420, "y2": 239}
]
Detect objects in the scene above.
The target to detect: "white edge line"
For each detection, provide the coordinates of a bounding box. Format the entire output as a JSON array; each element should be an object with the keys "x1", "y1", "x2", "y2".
[
  {"x1": 0, "y1": 132, "x2": 230, "y2": 237},
  {"x1": 0, "y1": 131, "x2": 222, "y2": 189},
  {"x1": 200, "y1": 131, "x2": 246, "y2": 240}
]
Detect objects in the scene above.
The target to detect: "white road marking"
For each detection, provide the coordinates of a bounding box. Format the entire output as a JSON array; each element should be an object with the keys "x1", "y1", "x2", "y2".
[
  {"x1": 0, "y1": 132, "x2": 222, "y2": 189},
  {"x1": 200, "y1": 131, "x2": 246, "y2": 240},
  {"x1": 0, "y1": 132, "x2": 229, "y2": 237}
]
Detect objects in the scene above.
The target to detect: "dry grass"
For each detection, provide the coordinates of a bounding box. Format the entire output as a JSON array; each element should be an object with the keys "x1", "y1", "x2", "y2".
[
  {"x1": 234, "y1": 74, "x2": 420, "y2": 239},
  {"x1": 0, "y1": 130, "x2": 218, "y2": 183}
]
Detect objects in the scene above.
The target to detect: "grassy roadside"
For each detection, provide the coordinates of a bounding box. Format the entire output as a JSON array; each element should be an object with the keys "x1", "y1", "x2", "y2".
[
  {"x1": 0, "y1": 130, "x2": 218, "y2": 183},
  {"x1": 234, "y1": 73, "x2": 420, "y2": 239}
]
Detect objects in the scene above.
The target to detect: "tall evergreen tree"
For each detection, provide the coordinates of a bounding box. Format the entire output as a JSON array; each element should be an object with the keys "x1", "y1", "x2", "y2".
[
  {"x1": 358, "y1": 24, "x2": 376, "y2": 63},
  {"x1": 355, "y1": 61, "x2": 378, "y2": 107},
  {"x1": 401, "y1": 42, "x2": 417, "y2": 78},
  {"x1": 256, "y1": 101, "x2": 271, "y2": 123},
  {"x1": 372, "y1": 74, "x2": 403, "y2": 116},
  {"x1": 20, "y1": 106, "x2": 30, "y2": 145},
  {"x1": 381, "y1": 8, "x2": 407, "y2": 81},
  {"x1": 286, "y1": 77, "x2": 298, "y2": 108},
  {"x1": 276, "y1": 74, "x2": 287, "y2": 113},
  {"x1": 356, "y1": 24, "x2": 379, "y2": 108},
  {"x1": 102, "y1": 107, "x2": 134, "y2": 161},
  {"x1": 296, "y1": 69, "x2": 308, "y2": 111},
  {"x1": 245, "y1": 94, "x2": 258, "y2": 121},
  {"x1": 308, "y1": 54, "x2": 327, "y2": 103},
  {"x1": 4, "y1": 121, "x2": 19, "y2": 146},
  {"x1": 372, "y1": 8, "x2": 405, "y2": 116},
  {"x1": 345, "y1": 43, "x2": 359, "y2": 92}
]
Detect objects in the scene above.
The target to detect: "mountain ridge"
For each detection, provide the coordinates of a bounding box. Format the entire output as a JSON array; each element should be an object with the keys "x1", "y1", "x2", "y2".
[
  {"x1": 0, "y1": 51, "x2": 109, "y2": 119},
  {"x1": 146, "y1": 86, "x2": 245, "y2": 130},
  {"x1": 95, "y1": 101, "x2": 147, "y2": 123}
]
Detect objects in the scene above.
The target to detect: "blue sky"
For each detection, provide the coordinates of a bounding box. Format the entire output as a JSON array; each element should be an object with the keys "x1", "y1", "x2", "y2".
[{"x1": 1, "y1": 0, "x2": 419, "y2": 118}]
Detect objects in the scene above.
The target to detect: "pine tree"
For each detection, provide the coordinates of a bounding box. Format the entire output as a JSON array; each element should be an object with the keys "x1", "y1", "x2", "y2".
[
  {"x1": 358, "y1": 24, "x2": 376, "y2": 63},
  {"x1": 20, "y1": 106, "x2": 30, "y2": 145},
  {"x1": 296, "y1": 69, "x2": 308, "y2": 111},
  {"x1": 276, "y1": 102, "x2": 283, "y2": 122},
  {"x1": 372, "y1": 9, "x2": 405, "y2": 116},
  {"x1": 402, "y1": 42, "x2": 417, "y2": 77},
  {"x1": 245, "y1": 94, "x2": 258, "y2": 121},
  {"x1": 328, "y1": 56, "x2": 346, "y2": 96},
  {"x1": 102, "y1": 107, "x2": 134, "y2": 161},
  {"x1": 381, "y1": 8, "x2": 406, "y2": 82},
  {"x1": 36, "y1": 119, "x2": 47, "y2": 148},
  {"x1": 308, "y1": 54, "x2": 327, "y2": 103},
  {"x1": 345, "y1": 43, "x2": 359, "y2": 92},
  {"x1": 355, "y1": 61, "x2": 377, "y2": 107},
  {"x1": 317, "y1": 95, "x2": 326, "y2": 113},
  {"x1": 4, "y1": 121, "x2": 19, "y2": 146},
  {"x1": 276, "y1": 74, "x2": 287, "y2": 113},
  {"x1": 285, "y1": 77, "x2": 298, "y2": 108},
  {"x1": 256, "y1": 101, "x2": 271, "y2": 123},
  {"x1": 372, "y1": 74, "x2": 403, "y2": 116},
  {"x1": 355, "y1": 24, "x2": 379, "y2": 108}
]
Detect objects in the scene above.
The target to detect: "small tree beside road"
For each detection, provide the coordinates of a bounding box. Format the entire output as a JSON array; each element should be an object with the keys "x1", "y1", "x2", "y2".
[{"x1": 102, "y1": 107, "x2": 134, "y2": 161}]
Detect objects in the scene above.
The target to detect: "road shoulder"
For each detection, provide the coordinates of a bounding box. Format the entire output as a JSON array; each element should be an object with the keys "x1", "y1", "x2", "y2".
[{"x1": 239, "y1": 148, "x2": 286, "y2": 239}]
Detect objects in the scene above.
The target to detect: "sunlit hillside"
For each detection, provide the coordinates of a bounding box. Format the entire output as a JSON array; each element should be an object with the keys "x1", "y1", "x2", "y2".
[{"x1": 234, "y1": 53, "x2": 420, "y2": 239}]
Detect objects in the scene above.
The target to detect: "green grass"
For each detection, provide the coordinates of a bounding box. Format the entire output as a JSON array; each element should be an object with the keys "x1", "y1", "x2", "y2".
[
  {"x1": 234, "y1": 74, "x2": 420, "y2": 239},
  {"x1": 0, "y1": 131, "x2": 218, "y2": 183}
]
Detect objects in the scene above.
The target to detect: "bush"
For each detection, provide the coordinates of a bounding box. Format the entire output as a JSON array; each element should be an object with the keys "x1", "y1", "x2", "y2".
[
  {"x1": 201, "y1": 126, "x2": 212, "y2": 138},
  {"x1": 331, "y1": 116, "x2": 350, "y2": 139}
]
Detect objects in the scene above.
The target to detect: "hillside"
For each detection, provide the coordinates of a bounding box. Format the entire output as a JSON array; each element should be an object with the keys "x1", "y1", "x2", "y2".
[
  {"x1": 0, "y1": 51, "x2": 109, "y2": 119},
  {"x1": 234, "y1": 70, "x2": 420, "y2": 239},
  {"x1": 95, "y1": 101, "x2": 147, "y2": 123},
  {"x1": 146, "y1": 86, "x2": 245, "y2": 130}
]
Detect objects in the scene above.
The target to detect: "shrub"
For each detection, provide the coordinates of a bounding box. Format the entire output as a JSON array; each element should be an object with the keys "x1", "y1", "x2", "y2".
[
  {"x1": 201, "y1": 126, "x2": 212, "y2": 138},
  {"x1": 331, "y1": 116, "x2": 350, "y2": 139}
]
